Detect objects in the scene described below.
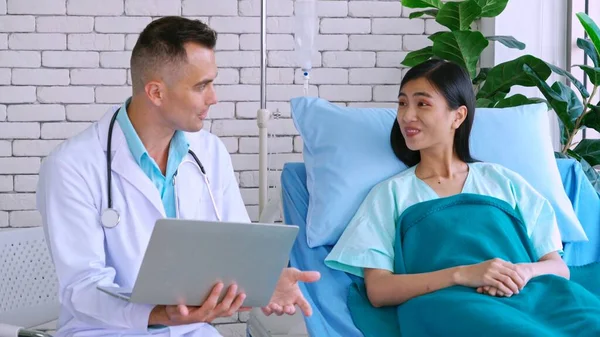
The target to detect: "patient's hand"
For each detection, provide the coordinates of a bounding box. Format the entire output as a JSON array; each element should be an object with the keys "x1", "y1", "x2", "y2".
[
  {"x1": 262, "y1": 267, "x2": 321, "y2": 317},
  {"x1": 477, "y1": 286, "x2": 506, "y2": 297},
  {"x1": 477, "y1": 263, "x2": 532, "y2": 297},
  {"x1": 455, "y1": 258, "x2": 526, "y2": 297}
]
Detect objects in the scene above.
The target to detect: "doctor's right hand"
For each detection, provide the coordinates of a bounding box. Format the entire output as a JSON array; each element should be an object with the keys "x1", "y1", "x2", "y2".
[{"x1": 148, "y1": 282, "x2": 247, "y2": 326}]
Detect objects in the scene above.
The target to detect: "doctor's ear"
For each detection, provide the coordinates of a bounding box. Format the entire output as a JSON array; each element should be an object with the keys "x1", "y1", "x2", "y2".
[{"x1": 145, "y1": 80, "x2": 165, "y2": 106}]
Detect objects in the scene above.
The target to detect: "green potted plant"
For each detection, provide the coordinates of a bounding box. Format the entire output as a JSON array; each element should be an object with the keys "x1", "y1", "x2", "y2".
[
  {"x1": 399, "y1": 0, "x2": 600, "y2": 192},
  {"x1": 524, "y1": 13, "x2": 600, "y2": 192}
]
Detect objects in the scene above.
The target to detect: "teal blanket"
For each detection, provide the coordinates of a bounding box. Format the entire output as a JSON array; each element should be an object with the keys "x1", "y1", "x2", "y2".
[{"x1": 348, "y1": 194, "x2": 600, "y2": 336}]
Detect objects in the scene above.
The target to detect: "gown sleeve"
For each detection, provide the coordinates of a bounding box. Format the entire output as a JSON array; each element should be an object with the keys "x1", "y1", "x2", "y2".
[
  {"x1": 325, "y1": 180, "x2": 401, "y2": 278},
  {"x1": 501, "y1": 167, "x2": 564, "y2": 260}
]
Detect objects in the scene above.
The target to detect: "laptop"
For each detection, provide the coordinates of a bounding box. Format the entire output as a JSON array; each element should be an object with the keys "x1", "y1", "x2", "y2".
[{"x1": 97, "y1": 219, "x2": 299, "y2": 308}]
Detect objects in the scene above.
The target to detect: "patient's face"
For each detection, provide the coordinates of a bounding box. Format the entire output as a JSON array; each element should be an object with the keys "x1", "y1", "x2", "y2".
[{"x1": 397, "y1": 78, "x2": 457, "y2": 151}]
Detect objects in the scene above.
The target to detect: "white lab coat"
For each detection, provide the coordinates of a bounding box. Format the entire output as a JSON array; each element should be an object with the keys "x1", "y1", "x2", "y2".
[{"x1": 36, "y1": 105, "x2": 251, "y2": 337}]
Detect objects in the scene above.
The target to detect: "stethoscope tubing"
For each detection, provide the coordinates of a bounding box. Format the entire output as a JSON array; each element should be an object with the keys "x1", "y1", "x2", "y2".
[{"x1": 102, "y1": 109, "x2": 221, "y2": 228}]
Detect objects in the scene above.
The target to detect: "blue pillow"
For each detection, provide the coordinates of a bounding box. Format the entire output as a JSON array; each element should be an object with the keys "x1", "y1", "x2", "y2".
[{"x1": 290, "y1": 96, "x2": 588, "y2": 248}]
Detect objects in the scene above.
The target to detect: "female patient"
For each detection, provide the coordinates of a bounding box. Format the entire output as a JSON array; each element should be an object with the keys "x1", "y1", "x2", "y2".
[{"x1": 324, "y1": 59, "x2": 600, "y2": 336}]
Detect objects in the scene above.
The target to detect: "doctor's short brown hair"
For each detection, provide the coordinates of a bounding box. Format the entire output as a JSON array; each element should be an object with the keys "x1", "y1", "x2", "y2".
[{"x1": 130, "y1": 16, "x2": 218, "y2": 92}]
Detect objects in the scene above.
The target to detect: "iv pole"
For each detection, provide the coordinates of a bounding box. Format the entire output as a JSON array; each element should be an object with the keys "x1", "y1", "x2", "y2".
[{"x1": 257, "y1": 0, "x2": 270, "y2": 217}]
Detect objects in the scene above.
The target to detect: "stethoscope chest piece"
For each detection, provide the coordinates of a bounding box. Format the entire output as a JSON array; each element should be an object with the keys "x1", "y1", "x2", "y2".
[{"x1": 101, "y1": 208, "x2": 120, "y2": 228}]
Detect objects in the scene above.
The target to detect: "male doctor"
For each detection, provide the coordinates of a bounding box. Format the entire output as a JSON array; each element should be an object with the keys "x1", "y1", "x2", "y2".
[{"x1": 36, "y1": 16, "x2": 320, "y2": 337}]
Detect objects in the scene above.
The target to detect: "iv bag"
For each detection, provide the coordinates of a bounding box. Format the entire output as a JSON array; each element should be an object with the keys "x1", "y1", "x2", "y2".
[{"x1": 295, "y1": 0, "x2": 318, "y2": 72}]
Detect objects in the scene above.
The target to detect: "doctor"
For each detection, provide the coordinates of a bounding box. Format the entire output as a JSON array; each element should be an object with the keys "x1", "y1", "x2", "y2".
[{"x1": 36, "y1": 16, "x2": 320, "y2": 337}]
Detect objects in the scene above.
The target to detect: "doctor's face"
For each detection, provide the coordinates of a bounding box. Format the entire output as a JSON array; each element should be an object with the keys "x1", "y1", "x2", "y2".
[
  {"x1": 161, "y1": 43, "x2": 218, "y2": 133},
  {"x1": 397, "y1": 77, "x2": 464, "y2": 152}
]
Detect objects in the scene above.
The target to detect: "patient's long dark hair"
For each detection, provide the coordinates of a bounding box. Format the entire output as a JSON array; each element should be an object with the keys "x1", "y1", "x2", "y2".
[{"x1": 391, "y1": 59, "x2": 477, "y2": 167}]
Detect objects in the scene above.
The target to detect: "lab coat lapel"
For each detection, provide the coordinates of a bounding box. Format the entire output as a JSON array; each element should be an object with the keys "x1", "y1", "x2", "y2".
[
  {"x1": 97, "y1": 107, "x2": 166, "y2": 218},
  {"x1": 111, "y1": 148, "x2": 166, "y2": 218}
]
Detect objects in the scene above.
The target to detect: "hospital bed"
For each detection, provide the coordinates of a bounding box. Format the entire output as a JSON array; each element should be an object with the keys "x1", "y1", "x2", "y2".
[
  {"x1": 2, "y1": 150, "x2": 598, "y2": 337},
  {"x1": 247, "y1": 157, "x2": 600, "y2": 337},
  {"x1": 5, "y1": 160, "x2": 598, "y2": 337}
]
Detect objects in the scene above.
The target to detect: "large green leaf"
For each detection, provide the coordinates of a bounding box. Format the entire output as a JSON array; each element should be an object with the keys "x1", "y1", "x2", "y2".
[
  {"x1": 435, "y1": 1, "x2": 482, "y2": 31},
  {"x1": 566, "y1": 149, "x2": 582, "y2": 161},
  {"x1": 546, "y1": 63, "x2": 590, "y2": 98},
  {"x1": 576, "y1": 13, "x2": 600, "y2": 61},
  {"x1": 476, "y1": 98, "x2": 495, "y2": 108},
  {"x1": 489, "y1": 89, "x2": 510, "y2": 103},
  {"x1": 480, "y1": 88, "x2": 510, "y2": 107},
  {"x1": 577, "y1": 65, "x2": 600, "y2": 86},
  {"x1": 428, "y1": 32, "x2": 444, "y2": 42},
  {"x1": 577, "y1": 38, "x2": 600, "y2": 67},
  {"x1": 409, "y1": 9, "x2": 439, "y2": 19},
  {"x1": 522, "y1": 64, "x2": 583, "y2": 131},
  {"x1": 401, "y1": 46, "x2": 433, "y2": 67},
  {"x1": 431, "y1": 31, "x2": 489, "y2": 78},
  {"x1": 401, "y1": 0, "x2": 443, "y2": 9},
  {"x1": 472, "y1": 67, "x2": 490, "y2": 85},
  {"x1": 573, "y1": 139, "x2": 600, "y2": 167},
  {"x1": 551, "y1": 81, "x2": 585, "y2": 127},
  {"x1": 486, "y1": 36, "x2": 525, "y2": 50},
  {"x1": 474, "y1": 0, "x2": 509, "y2": 17},
  {"x1": 478, "y1": 55, "x2": 551, "y2": 99},
  {"x1": 493, "y1": 94, "x2": 547, "y2": 108},
  {"x1": 559, "y1": 121, "x2": 570, "y2": 145},
  {"x1": 584, "y1": 104, "x2": 600, "y2": 134}
]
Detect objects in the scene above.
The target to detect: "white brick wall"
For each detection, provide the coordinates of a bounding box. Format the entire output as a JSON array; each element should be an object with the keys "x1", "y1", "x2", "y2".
[
  {"x1": 125, "y1": 0, "x2": 181, "y2": 16},
  {"x1": 0, "y1": 15, "x2": 35, "y2": 32},
  {"x1": 0, "y1": 0, "x2": 421, "y2": 220},
  {"x1": 0, "y1": 1, "x2": 422, "y2": 333},
  {"x1": 7, "y1": 0, "x2": 66, "y2": 15},
  {"x1": 348, "y1": 1, "x2": 402, "y2": 17},
  {"x1": 0, "y1": 51, "x2": 41, "y2": 67},
  {"x1": 36, "y1": 16, "x2": 95, "y2": 33}
]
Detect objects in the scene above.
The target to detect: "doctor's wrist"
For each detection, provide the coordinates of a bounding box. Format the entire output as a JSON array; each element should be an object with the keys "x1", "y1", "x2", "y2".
[{"x1": 148, "y1": 305, "x2": 169, "y2": 326}]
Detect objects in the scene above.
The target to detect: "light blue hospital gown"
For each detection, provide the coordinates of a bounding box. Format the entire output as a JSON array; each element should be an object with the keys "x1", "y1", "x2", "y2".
[{"x1": 324, "y1": 162, "x2": 563, "y2": 278}]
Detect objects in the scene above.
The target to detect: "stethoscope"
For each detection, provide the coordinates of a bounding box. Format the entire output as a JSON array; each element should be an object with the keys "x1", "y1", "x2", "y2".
[{"x1": 100, "y1": 109, "x2": 222, "y2": 229}]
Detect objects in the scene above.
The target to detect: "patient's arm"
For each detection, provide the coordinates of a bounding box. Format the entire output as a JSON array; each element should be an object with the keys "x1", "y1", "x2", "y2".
[
  {"x1": 366, "y1": 257, "x2": 528, "y2": 306},
  {"x1": 521, "y1": 251, "x2": 570, "y2": 280},
  {"x1": 364, "y1": 267, "x2": 459, "y2": 307}
]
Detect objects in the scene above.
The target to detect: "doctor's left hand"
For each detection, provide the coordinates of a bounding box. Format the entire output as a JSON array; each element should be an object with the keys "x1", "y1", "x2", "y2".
[
  {"x1": 261, "y1": 267, "x2": 321, "y2": 317},
  {"x1": 149, "y1": 282, "x2": 247, "y2": 326}
]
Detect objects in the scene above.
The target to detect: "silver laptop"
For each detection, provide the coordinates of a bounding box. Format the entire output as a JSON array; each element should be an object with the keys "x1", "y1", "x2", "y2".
[{"x1": 98, "y1": 219, "x2": 299, "y2": 308}]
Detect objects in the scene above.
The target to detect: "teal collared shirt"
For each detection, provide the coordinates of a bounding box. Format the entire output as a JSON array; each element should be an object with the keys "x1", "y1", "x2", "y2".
[{"x1": 116, "y1": 98, "x2": 190, "y2": 218}]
